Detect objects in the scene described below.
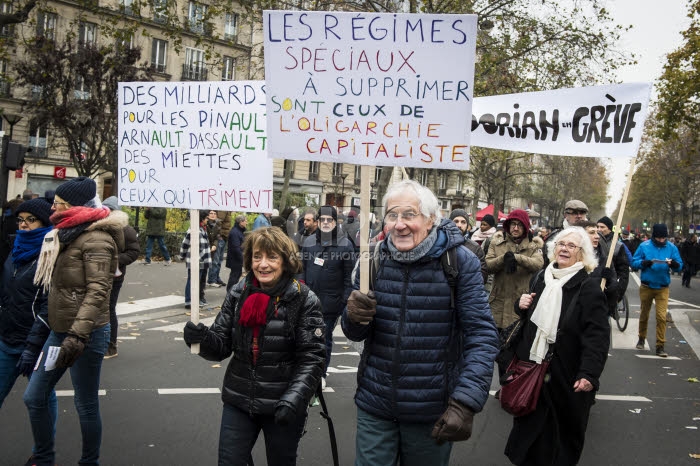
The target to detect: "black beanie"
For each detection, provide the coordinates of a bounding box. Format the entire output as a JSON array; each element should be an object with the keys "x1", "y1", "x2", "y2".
[
  {"x1": 450, "y1": 209, "x2": 469, "y2": 222},
  {"x1": 55, "y1": 176, "x2": 96, "y2": 207},
  {"x1": 16, "y1": 198, "x2": 52, "y2": 226},
  {"x1": 481, "y1": 214, "x2": 496, "y2": 227},
  {"x1": 199, "y1": 210, "x2": 209, "y2": 222},
  {"x1": 598, "y1": 216, "x2": 613, "y2": 231},
  {"x1": 318, "y1": 205, "x2": 338, "y2": 221},
  {"x1": 652, "y1": 223, "x2": 668, "y2": 238}
]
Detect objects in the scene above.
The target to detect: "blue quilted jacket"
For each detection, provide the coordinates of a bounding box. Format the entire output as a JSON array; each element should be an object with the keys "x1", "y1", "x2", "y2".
[{"x1": 341, "y1": 219, "x2": 499, "y2": 423}]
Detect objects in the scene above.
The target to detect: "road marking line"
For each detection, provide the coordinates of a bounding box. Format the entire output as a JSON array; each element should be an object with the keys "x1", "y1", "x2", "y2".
[
  {"x1": 668, "y1": 299, "x2": 700, "y2": 310},
  {"x1": 322, "y1": 387, "x2": 335, "y2": 393},
  {"x1": 56, "y1": 390, "x2": 106, "y2": 397},
  {"x1": 158, "y1": 388, "x2": 221, "y2": 395},
  {"x1": 636, "y1": 354, "x2": 682, "y2": 360},
  {"x1": 117, "y1": 336, "x2": 137, "y2": 340},
  {"x1": 595, "y1": 394, "x2": 652, "y2": 402},
  {"x1": 116, "y1": 295, "x2": 184, "y2": 316},
  {"x1": 671, "y1": 310, "x2": 700, "y2": 358},
  {"x1": 331, "y1": 351, "x2": 360, "y2": 356},
  {"x1": 149, "y1": 317, "x2": 215, "y2": 332}
]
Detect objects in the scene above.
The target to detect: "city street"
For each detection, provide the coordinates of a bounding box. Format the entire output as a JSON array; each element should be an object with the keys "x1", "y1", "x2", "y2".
[{"x1": 1, "y1": 261, "x2": 699, "y2": 465}]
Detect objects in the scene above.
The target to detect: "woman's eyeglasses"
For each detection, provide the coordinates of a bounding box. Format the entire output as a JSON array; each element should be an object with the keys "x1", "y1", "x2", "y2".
[
  {"x1": 16, "y1": 216, "x2": 38, "y2": 225},
  {"x1": 555, "y1": 241, "x2": 581, "y2": 251},
  {"x1": 53, "y1": 201, "x2": 68, "y2": 207}
]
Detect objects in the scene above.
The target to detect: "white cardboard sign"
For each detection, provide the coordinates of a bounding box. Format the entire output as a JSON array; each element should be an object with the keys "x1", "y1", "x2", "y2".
[
  {"x1": 117, "y1": 81, "x2": 273, "y2": 211},
  {"x1": 263, "y1": 11, "x2": 478, "y2": 169}
]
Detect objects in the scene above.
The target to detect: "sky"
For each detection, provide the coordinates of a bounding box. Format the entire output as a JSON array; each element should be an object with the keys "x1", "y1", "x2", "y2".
[{"x1": 604, "y1": 0, "x2": 691, "y2": 214}]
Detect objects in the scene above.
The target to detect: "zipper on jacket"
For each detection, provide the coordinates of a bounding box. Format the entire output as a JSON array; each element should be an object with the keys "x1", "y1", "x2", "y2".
[
  {"x1": 391, "y1": 266, "x2": 410, "y2": 416},
  {"x1": 249, "y1": 366, "x2": 256, "y2": 416}
]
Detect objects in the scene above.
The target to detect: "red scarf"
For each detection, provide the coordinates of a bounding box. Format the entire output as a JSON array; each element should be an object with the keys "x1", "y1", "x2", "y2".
[
  {"x1": 239, "y1": 278, "x2": 279, "y2": 364},
  {"x1": 50, "y1": 206, "x2": 110, "y2": 229}
]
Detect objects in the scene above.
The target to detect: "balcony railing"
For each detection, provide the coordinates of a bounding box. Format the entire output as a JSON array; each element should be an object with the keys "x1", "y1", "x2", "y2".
[
  {"x1": 309, "y1": 172, "x2": 319, "y2": 181},
  {"x1": 27, "y1": 146, "x2": 48, "y2": 158},
  {"x1": 151, "y1": 63, "x2": 166, "y2": 73},
  {"x1": 0, "y1": 81, "x2": 10, "y2": 98},
  {"x1": 181, "y1": 64, "x2": 207, "y2": 81}
]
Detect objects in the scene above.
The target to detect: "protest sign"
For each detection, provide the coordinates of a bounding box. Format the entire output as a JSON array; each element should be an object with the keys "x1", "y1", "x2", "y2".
[
  {"x1": 471, "y1": 83, "x2": 651, "y2": 158},
  {"x1": 117, "y1": 81, "x2": 273, "y2": 211},
  {"x1": 263, "y1": 10, "x2": 478, "y2": 169}
]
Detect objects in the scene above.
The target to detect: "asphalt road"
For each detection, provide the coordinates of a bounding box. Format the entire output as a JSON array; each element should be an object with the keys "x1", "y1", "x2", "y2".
[{"x1": 1, "y1": 263, "x2": 698, "y2": 465}]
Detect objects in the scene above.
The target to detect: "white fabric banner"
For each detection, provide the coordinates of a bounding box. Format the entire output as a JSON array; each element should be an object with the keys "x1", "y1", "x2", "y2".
[
  {"x1": 471, "y1": 83, "x2": 651, "y2": 158},
  {"x1": 263, "y1": 10, "x2": 478, "y2": 169},
  {"x1": 117, "y1": 81, "x2": 273, "y2": 211}
]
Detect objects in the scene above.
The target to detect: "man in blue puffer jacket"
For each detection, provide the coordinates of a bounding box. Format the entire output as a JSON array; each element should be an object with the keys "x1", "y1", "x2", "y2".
[
  {"x1": 631, "y1": 223, "x2": 682, "y2": 357},
  {"x1": 341, "y1": 180, "x2": 499, "y2": 466}
]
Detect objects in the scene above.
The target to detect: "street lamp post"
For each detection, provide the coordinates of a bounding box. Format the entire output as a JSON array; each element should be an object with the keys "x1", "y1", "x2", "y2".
[{"x1": 2, "y1": 113, "x2": 22, "y2": 140}]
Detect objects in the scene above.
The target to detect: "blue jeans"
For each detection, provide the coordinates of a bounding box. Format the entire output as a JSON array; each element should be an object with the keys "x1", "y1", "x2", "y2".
[
  {"x1": 0, "y1": 340, "x2": 58, "y2": 416},
  {"x1": 208, "y1": 239, "x2": 226, "y2": 283},
  {"x1": 24, "y1": 325, "x2": 109, "y2": 466},
  {"x1": 355, "y1": 408, "x2": 452, "y2": 466},
  {"x1": 144, "y1": 235, "x2": 170, "y2": 262},
  {"x1": 323, "y1": 315, "x2": 339, "y2": 374},
  {"x1": 185, "y1": 267, "x2": 209, "y2": 303},
  {"x1": 218, "y1": 403, "x2": 307, "y2": 466}
]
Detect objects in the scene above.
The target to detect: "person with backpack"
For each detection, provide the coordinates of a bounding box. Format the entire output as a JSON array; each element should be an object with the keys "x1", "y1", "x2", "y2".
[
  {"x1": 182, "y1": 227, "x2": 325, "y2": 465},
  {"x1": 341, "y1": 179, "x2": 499, "y2": 465}
]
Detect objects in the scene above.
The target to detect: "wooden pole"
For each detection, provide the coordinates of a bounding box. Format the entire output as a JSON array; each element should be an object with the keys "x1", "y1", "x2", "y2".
[
  {"x1": 601, "y1": 157, "x2": 636, "y2": 290},
  {"x1": 189, "y1": 209, "x2": 200, "y2": 354},
  {"x1": 359, "y1": 165, "x2": 370, "y2": 295}
]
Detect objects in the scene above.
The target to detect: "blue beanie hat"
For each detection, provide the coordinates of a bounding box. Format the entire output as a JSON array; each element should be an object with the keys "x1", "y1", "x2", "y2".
[
  {"x1": 16, "y1": 198, "x2": 52, "y2": 226},
  {"x1": 55, "y1": 176, "x2": 96, "y2": 207}
]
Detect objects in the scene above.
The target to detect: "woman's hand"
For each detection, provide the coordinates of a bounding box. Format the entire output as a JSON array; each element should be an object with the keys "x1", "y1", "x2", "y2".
[
  {"x1": 519, "y1": 293, "x2": 536, "y2": 310},
  {"x1": 573, "y1": 378, "x2": 593, "y2": 392}
]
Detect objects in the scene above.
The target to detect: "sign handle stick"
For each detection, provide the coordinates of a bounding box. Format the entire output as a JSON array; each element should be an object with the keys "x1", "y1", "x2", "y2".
[
  {"x1": 190, "y1": 208, "x2": 200, "y2": 354},
  {"x1": 359, "y1": 165, "x2": 371, "y2": 295},
  {"x1": 602, "y1": 156, "x2": 636, "y2": 290}
]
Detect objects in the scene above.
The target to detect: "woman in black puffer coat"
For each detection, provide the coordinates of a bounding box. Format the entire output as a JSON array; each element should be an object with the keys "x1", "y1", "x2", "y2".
[{"x1": 184, "y1": 227, "x2": 326, "y2": 466}]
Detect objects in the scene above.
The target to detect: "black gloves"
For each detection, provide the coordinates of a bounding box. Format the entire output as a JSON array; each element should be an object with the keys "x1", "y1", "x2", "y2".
[
  {"x1": 431, "y1": 398, "x2": 475, "y2": 445},
  {"x1": 56, "y1": 335, "x2": 85, "y2": 369},
  {"x1": 641, "y1": 260, "x2": 653, "y2": 269},
  {"x1": 16, "y1": 346, "x2": 40, "y2": 377},
  {"x1": 274, "y1": 403, "x2": 296, "y2": 426},
  {"x1": 670, "y1": 259, "x2": 680, "y2": 269},
  {"x1": 183, "y1": 321, "x2": 208, "y2": 346},
  {"x1": 347, "y1": 290, "x2": 377, "y2": 324},
  {"x1": 601, "y1": 267, "x2": 615, "y2": 282},
  {"x1": 503, "y1": 251, "x2": 517, "y2": 274}
]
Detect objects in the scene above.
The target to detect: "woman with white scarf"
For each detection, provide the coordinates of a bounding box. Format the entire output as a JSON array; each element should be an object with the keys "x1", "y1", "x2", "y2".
[{"x1": 504, "y1": 226, "x2": 609, "y2": 466}]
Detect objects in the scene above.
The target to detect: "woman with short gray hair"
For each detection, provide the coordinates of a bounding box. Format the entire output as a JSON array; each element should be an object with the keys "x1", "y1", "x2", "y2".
[{"x1": 505, "y1": 226, "x2": 609, "y2": 465}]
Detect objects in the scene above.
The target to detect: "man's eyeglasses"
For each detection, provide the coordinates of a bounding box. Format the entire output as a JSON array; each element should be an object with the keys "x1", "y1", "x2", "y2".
[
  {"x1": 318, "y1": 216, "x2": 335, "y2": 224},
  {"x1": 555, "y1": 241, "x2": 581, "y2": 251},
  {"x1": 564, "y1": 209, "x2": 587, "y2": 216},
  {"x1": 384, "y1": 211, "x2": 421, "y2": 223},
  {"x1": 16, "y1": 216, "x2": 38, "y2": 225}
]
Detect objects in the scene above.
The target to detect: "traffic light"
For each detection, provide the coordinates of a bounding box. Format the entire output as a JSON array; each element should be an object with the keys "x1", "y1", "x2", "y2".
[
  {"x1": 643, "y1": 219, "x2": 648, "y2": 228},
  {"x1": 1, "y1": 135, "x2": 28, "y2": 170}
]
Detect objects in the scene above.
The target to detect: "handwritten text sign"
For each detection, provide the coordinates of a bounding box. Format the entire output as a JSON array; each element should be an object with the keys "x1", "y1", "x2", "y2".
[
  {"x1": 471, "y1": 83, "x2": 651, "y2": 158},
  {"x1": 263, "y1": 11, "x2": 477, "y2": 169},
  {"x1": 117, "y1": 81, "x2": 272, "y2": 211}
]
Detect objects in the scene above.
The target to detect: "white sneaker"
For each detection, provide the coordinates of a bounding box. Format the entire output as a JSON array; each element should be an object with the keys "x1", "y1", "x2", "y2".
[
  {"x1": 321, "y1": 377, "x2": 326, "y2": 390},
  {"x1": 164, "y1": 260, "x2": 172, "y2": 266}
]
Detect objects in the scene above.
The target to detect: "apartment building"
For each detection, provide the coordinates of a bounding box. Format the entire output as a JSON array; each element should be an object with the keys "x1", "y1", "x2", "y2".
[{"x1": 0, "y1": 0, "x2": 253, "y2": 200}]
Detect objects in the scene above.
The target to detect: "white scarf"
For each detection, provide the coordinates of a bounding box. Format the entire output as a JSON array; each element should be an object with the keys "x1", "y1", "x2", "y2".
[
  {"x1": 529, "y1": 261, "x2": 584, "y2": 363},
  {"x1": 34, "y1": 229, "x2": 61, "y2": 292}
]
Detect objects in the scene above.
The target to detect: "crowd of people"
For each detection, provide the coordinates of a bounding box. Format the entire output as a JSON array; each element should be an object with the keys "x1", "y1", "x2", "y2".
[{"x1": 0, "y1": 176, "x2": 689, "y2": 465}]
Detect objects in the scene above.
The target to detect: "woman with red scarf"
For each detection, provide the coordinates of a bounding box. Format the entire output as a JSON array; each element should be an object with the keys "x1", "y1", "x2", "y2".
[
  {"x1": 24, "y1": 176, "x2": 127, "y2": 466},
  {"x1": 184, "y1": 227, "x2": 326, "y2": 465}
]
